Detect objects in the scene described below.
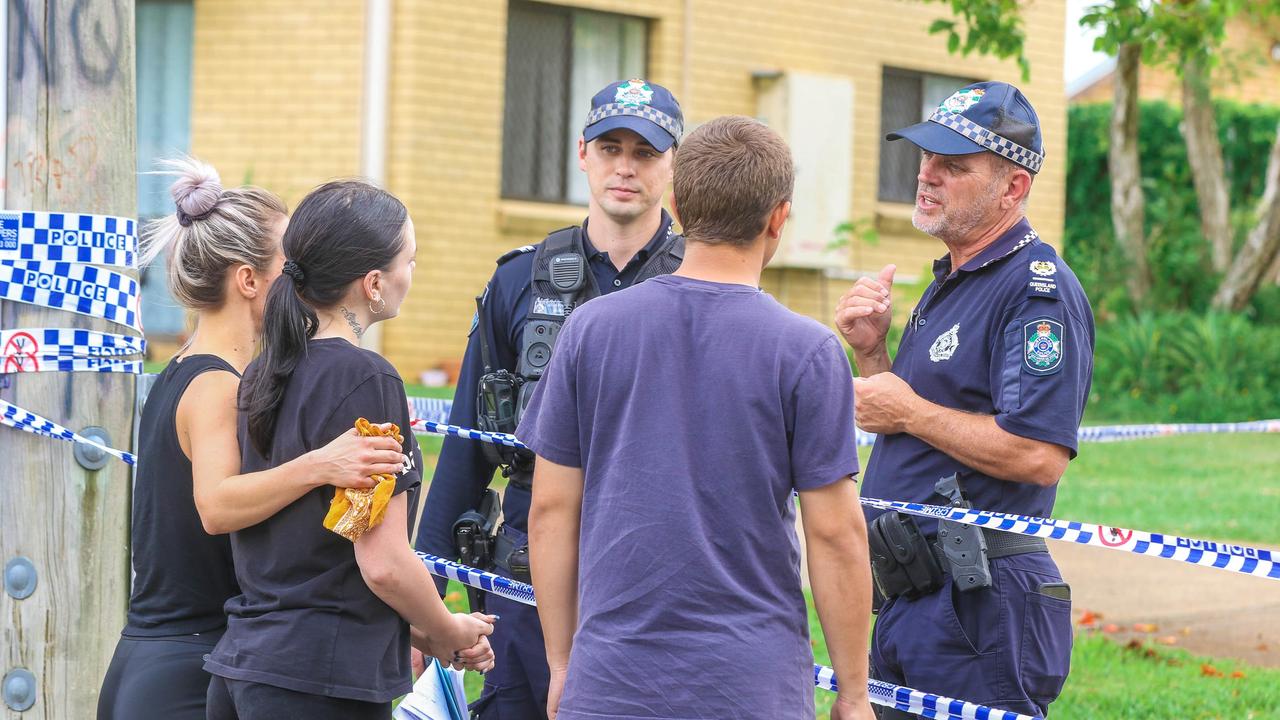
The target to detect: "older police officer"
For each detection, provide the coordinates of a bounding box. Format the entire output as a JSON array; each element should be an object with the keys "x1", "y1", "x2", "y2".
[
  {"x1": 415, "y1": 79, "x2": 685, "y2": 719},
  {"x1": 835, "y1": 81, "x2": 1094, "y2": 718}
]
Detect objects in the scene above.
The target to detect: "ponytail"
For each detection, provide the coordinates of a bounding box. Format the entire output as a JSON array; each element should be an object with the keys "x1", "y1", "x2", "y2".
[{"x1": 241, "y1": 180, "x2": 407, "y2": 457}]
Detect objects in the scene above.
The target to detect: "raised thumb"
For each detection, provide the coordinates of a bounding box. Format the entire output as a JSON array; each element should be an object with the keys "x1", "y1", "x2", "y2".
[{"x1": 878, "y1": 264, "x2": 896, "y2": 290}]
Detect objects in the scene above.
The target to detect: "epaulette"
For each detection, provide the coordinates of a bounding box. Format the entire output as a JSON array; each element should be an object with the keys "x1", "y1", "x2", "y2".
[
  {"x1": 1026, "y1": 243, "x2": 1060, "y2": 300},
  {"x1": 496, "y1": 245, "x2": 536, "y2": 266}
]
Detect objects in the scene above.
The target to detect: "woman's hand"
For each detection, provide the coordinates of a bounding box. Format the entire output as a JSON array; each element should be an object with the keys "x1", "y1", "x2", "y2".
[
  {"x1": 301, "y1": 427, "x2": 405, "y2": 489},
  {"x1": 414, "y1": 612, "x2": 497, "y2": 672}
]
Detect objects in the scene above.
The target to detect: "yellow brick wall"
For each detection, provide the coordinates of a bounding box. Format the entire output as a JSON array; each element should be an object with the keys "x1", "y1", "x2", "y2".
[
  {"x1": 190, "y1": 0, "x2": 1067, "y2": 379},
  {"x1": 190, "y1": 0, "x2": 365, "y2": 207},
  {"x1": 1071, "y1": 18, "x2": 1280, "y2": 105}
]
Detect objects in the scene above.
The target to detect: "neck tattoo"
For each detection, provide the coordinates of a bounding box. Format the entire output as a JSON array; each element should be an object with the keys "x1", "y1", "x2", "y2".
[{"x1": 340, "y1": 306, "x2": 364, "y2": 339}]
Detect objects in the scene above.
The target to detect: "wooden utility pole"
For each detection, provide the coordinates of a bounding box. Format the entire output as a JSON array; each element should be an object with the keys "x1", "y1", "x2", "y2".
[{"x1": 2, "y1": 1, "x2": 136, "y2": 717}]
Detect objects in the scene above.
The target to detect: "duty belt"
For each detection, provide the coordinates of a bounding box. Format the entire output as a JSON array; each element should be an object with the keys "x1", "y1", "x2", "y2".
[{"x1": 932, "y1": 527, "x2": 1048, "y2": 566}]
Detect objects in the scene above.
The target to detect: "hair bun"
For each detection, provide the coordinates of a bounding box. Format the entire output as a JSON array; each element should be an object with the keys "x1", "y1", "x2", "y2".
[{"x1": 169, "y1": 157, "x2": 223, "y2": 220}]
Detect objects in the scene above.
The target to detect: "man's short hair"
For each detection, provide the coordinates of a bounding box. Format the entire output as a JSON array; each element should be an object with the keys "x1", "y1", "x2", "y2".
[{"x1": 673, "y1": 116, "x2": 794, "y2": 247}]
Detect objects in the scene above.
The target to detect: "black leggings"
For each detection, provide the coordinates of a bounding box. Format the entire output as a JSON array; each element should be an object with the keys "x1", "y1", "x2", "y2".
[
  {"x1": 206, "y1": 675, "x2": 391, "y2": 720},
  {"x1": 98, "y1": 634, "x2": 218, "y2": 720}
]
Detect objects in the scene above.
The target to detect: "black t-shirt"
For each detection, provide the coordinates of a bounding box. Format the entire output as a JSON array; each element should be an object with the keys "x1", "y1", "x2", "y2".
[
  {"x1": 125, "y1": 354, "x2": 241, "y2": 637},
  {"x1": 205, "y1": 338, "x2": 423, "y2": 702}
]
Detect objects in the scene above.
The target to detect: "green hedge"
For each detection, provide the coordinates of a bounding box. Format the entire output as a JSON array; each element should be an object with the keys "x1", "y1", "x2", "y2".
[
  {"x1": 1089, "y1": 311, "x2": 1280, "y2": 422},
  {"x1": 1065, "y1": 100, "x2": 1280, "y2": 320}
]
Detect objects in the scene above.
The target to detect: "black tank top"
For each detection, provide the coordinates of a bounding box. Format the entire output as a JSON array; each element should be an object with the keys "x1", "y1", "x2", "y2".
[{"x1": 124, "y1": 354, "x2": 241, "y2": 637}]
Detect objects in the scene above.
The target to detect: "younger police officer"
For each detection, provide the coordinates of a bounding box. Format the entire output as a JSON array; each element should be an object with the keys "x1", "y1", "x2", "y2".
[
  {"x1": 414, "y1": 79, "x2": 684, "y2": 719},
  {"x1": 835, "y1": 82, "x2": 1094, "y2": 718}
]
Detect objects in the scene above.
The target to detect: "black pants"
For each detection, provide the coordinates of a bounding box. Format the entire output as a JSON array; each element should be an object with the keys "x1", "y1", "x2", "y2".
[
  {"x1": 98, "y1": 633, "x2": 218, "y2": 720},
  {"x1": 206, "y1": 675, "x2": 391, "y2": 720}
]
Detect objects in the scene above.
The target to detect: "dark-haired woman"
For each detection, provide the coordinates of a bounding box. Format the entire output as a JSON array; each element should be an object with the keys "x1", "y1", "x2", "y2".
[
  {"x1": 204, "y1": 180, "x2": 494, "y2": 720},
  {"x1": 97, "y1": 159, "x2": 407, "y2": 720}
]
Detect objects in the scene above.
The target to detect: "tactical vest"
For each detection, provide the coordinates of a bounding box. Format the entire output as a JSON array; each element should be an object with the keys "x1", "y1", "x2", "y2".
[
  {"x1": 516, "y1": 224, "x2": 684, "y2": 420},
  {"x1": 496, "y1": 224, "x2": 683, "y2": 488}
]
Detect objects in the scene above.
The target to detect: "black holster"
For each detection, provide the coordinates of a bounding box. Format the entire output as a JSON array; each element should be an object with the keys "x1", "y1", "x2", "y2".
[{"x1": 867, "y1": 511, "x2": 945, "y2": 610}]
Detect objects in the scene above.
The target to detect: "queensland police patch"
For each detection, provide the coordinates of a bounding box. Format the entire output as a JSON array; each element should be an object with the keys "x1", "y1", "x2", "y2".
[{"x1": 1023, "y1": 318, "x2": 1063, "y2": 375}]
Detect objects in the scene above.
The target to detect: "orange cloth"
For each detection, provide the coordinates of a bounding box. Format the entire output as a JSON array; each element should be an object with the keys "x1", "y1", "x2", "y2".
[{"x1": 322, "y1": 418, "x2": 402, "y2": 541}]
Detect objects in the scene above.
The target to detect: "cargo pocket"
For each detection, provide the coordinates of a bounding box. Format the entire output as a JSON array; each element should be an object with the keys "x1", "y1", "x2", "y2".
[{"x1": 1020, "y1": 585, "x2": 1073, "y2": 707}]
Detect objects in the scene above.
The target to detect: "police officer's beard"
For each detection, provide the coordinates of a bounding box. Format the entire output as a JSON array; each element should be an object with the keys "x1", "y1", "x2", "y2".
[{"x1": 912, "y1": 176, "x2": 1005, "y2": 244}]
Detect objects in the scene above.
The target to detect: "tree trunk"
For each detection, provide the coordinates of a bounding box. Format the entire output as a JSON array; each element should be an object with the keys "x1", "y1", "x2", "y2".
[
  {"x1": 1212, "y1": 121, "x2": 1280, "y2": 311},
  {"x1": 1109, "y1": 42, "x2": 1150, "y2": 304},
  {"x1": 2, "y1": 1, "x2": 136, "y2": 717},
  {"x1": 1181, "y1": 52, "x2": 1234, "y2": 273}
]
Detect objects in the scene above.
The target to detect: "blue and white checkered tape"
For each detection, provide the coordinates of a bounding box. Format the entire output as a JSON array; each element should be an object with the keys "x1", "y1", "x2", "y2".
[
  {"x1": 0, "y1": 398, "x2": 136, "y2": 465},
  {"x1": 860, "y1": 498, "x2": 1279, "y2": 582},
  {"x1": 421, "y1": 552, "x2": 1038, "y2": 720},
  {"x1": 0, "y1": 211, "x2": 137, "y2": 268},
  {"x1": 928, "y1": 110, "x2": 1044, "y2": 174},
  {"x1": 0, "y1": 328, "x2": 146, "y2": 358},
  {"x1": 1, "y1": 356, "x2": 143, "y2": 374},
  {"x1": 0, "y1": 259, "x2": 140, "y2": 330}
]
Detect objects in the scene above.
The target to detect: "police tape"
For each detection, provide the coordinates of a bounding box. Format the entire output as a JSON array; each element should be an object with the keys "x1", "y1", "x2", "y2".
[
  {"x1": 813, "y1": 669, "x2": 1039, "y2": 720},
  {"x1": 413, "y1": 420, "x2": 526, "y2": 449},
  {"x1": 0, "y1": 259, "x2": 141, "y2": 330},
  {"x1": 1, "y1": 356, "x2": 143, "y2": 374},
  {"x1": 0, "y1": 211, "x2": 138, "y2": 269},
  {"x1": 417, "y1": 552, "x2": 1041, "y2": 720},
  {"x1": 405, "y1": 396, "x2": 1280, "y2": 445},
  {"x1": 0, "y1": 328, "x2": 146, "y2": 358},
  {"x1": 0, "y1": 398, "x2": 136, "y2": 465},
  {"x1": 860, "y1": 498, "x2": 1279, "y2": 582},
  {"x1": 412, "y1": 420, "x2": 1279, "y2": 582}
]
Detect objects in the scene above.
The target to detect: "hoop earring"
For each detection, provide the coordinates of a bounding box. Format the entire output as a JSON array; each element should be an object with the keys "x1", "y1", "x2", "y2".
[{"x1": 369, "y1": 296, "x2": 387, "y2": 315}]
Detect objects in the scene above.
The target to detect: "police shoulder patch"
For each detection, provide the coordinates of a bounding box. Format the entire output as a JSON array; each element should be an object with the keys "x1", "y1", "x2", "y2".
[
  {"x1": 1023, "y1": 318, "x2": 1064, "y2": 375},
  {"x1": 496, "y1": 245, "x2": 536, "y2": 266}
]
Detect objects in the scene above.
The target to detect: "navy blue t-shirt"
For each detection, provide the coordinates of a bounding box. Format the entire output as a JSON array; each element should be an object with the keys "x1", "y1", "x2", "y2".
[
  {"x1": 413, "y1": 212, "x2": 676, "y2": 566},
  {"x1": 206, "y1": 337, "x2": 423, "y2": 703},
  {"x1": 862, "y1": 219, "x2": 1094, "y2": 531},
  {"x1": 517, "y1": 275, "x2": 859, "y2": 719}
]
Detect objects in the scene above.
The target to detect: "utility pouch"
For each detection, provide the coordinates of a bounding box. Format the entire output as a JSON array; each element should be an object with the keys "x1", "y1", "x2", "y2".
[
  {"x1": 934, "y1": 474, "x2": 993, "y2": 592},
  {"x1": 493, "y1": 526, "x2": 532, "y2": 584},
  {"x1": 868, "y1": 511, "x2": 945, "y2": 603}
]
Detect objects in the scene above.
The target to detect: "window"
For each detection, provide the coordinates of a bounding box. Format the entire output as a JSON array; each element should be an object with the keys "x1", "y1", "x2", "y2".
[
  {"x1": 501, "y1": 1, "x2": 647, "y2": 205},
  {"x1": 136, "y1": 0, "x2": 194, "y2": 336},
  {"x1": 878, "y1": 68, "x2": 976, "y2": 204}
]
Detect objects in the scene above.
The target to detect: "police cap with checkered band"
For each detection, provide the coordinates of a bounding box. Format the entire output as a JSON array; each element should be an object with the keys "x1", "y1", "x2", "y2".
[
  {"x1": 583, "y1": 79, "x2": 684, "y2": 153},
  {"x1": 886, "y1": 81, "x2": 1044, "y2": 174}
]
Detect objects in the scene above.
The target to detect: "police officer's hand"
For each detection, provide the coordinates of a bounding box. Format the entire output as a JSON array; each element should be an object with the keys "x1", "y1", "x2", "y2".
[
  {"x1": 830, "y1": 693, "x2": 876, "y2": 720},
  {"x1": 835, "y1": 265, "x2": 896, "y2": 358},
  {"x1": 302, "y1": 427, "x2": 406, "y2": 489},
  {"x1": 852, "y1": 372, "x2": 921, "y2": 435}
]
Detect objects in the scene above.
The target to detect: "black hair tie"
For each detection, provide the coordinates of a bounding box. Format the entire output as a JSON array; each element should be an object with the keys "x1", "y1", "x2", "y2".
[
  {"x1": 175, "y1": 206, "x2": 217, "y2": 227},
  {"x1": 282, "y1": 260, "x2": 307, "y2": 290}
]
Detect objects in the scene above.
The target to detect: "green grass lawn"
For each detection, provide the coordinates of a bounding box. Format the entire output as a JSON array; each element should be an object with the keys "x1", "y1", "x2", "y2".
[{"x1": 431, "y1": 433, "x2": 1279, "y2": 718}]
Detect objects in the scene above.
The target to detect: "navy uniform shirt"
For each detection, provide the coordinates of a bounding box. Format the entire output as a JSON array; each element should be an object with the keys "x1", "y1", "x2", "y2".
[
  {"x1": 862, "y1": 218, "x2": 1095, "y2": 533},
  {"x1": 414, "y1": 211, "x2": 677, "y2": 567}
]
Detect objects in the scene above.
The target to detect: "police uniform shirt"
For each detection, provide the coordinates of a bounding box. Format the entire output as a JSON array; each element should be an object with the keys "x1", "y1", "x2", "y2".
[
  {"x1": 861, "y1": 218, "x2": 1094, "y2": 530},
  {"x1": 413, "y1": 211, "x2": 677, "y2": 565}
]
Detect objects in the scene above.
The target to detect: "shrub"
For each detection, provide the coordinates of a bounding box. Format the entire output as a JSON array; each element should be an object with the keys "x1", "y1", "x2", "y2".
[{"x1": 1089, "y1": 311, "x2": 1280, "y2": 422}]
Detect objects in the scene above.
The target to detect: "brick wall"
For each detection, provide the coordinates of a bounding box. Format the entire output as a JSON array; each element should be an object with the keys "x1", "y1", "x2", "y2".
[
  {"x1": 190, "y1": 0, "x2": 1067, "y2": 378},
  {"x1": 190, "y1": 0, "x2": 365, "y2": 206}
]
